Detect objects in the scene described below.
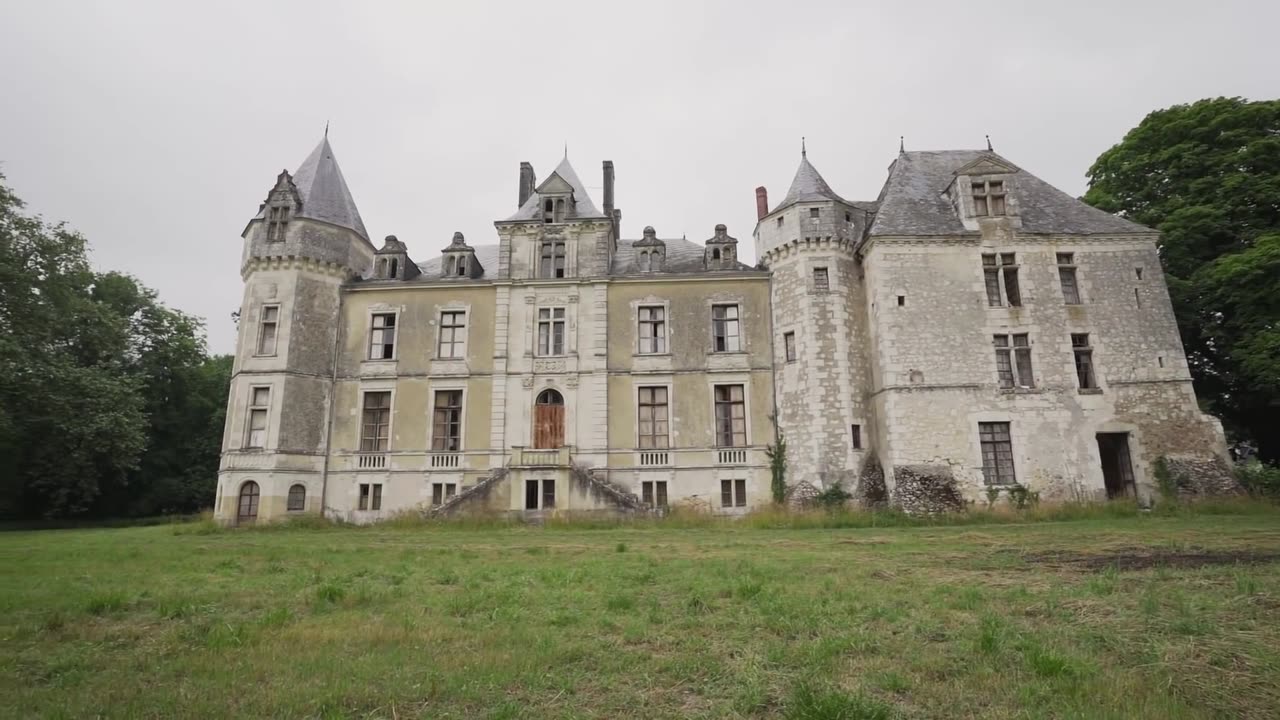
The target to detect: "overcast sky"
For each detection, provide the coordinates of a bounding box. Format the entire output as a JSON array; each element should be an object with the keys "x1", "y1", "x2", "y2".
[{"x1": 1, "y1": 1, "x2": 1276, "y2": 354}]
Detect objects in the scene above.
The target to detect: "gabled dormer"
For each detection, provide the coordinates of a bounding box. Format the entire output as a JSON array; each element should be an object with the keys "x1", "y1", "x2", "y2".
[
  {"x1": 440, "y1": 231, "x2": 483, "y2": 279},
  {"x1": 535, "y1": 171, "x2": 575, "y2": 224},
  {"x1": 951, "y1": 154, "x2": 1021, "y2": 224},
  {"x1": 260, "y1": 170, "x2": 302, "y2": 243},
  {"x1": 373, "y1": 235, "x2": 420, "y2": 281},
  {"x1": 704, "y1": 224, "x2": 739, "y2": 270},
  {"x1": 634, "y1": 226, "x2": 666, "y2": 272}
]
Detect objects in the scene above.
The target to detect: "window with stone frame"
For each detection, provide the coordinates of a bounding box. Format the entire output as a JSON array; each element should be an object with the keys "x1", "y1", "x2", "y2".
[
  {"x1": 993, "y1": 333, "x2": 1035, "y2": 388},
  {"x1": 637, "y1": 386, "x2": 670, "y2": 449},
  {"x1": 536, "y1": 307, "x2": 567, "y2": 356},
  {"x1": 982, "y1": 253, "x2": 1021, "y2": 307},
  {"x1": 431, "y1": 482, "x2": 457, "y2": 507},
  {"x1": 720, "y1": 478, "x2": 747, "y2": 508},
  {"x1": 1072, "y1": 333, "x2": 1098, "y2": 389},
  {"x1": 539, "y1": 241, "x2": 567, "y2": 278},
  {"x1": 358, "y1": 483, "x2": 383, "y2": 511},
  {"x1": 287, "y1": 484, "x2": 306, "y2": 512},
  {"x1": 979, "y1": 422, "x2": 1016, "y2": 485},
  {"x1": 437, "y1": 310, "x2": 466, "y2": 359},
  {"x1": 525, "y1": 479, "x2": 556, "y2": 509},
  {"x1": 265, "y1": 204, "x2": 290, "y2": 242},
  {"x1": 638, "y1": 305, "x2": 667, "y2": 354},
  {"x1": 851, "y1": 424, "x2": 862, "y2": 450},
  {"x1": 784, "y1": 331, "x2": 797, "y2": 362},
  {"x1": 369, "y1": 313, "x2": 397, "y2": 360},
  {"x1": 714, "y1": 384, "x2": 747, "y2": 447},
  {"x1": 971, "y1": 179, "x2": 1007, "y2": 216},
  {"x1": 246, "y1": 386, "x2": 270, "y2": 448},
  {"x1": 1057, "y1": 253, "x2": 1082, "y2": 305},
  {"x1": 431, "y1": 390, "x2": 463, "y2": 452},
  {"x1": 809, "y1": 207, "x2": 820, "y2": 219},
  {"x1": 642, "y1": 480, "x2": 668, "y2": 509},
  {"x1": 711, "y1": 304, "x2": 741, "y2": 352},
  {"x1": 256, "y1": 305, "x2": 279, "y2": 355},
  {"x1": 813, "y1": 267, "x2": 829, "y2": 291},
  {"x1": 360, "y1": 391, "x2": 391, "y2": 452}
]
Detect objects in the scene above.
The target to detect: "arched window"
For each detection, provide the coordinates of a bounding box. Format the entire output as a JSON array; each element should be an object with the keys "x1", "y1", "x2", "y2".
[
  {"x1": 287, "y1": 484, "x2": 306, "y2": 512},
  {"x1": 456, "y1": 257, "x2": 467, "y2": 276},
  {"x1": 377, "y1": 258, "x2": 388, "y2": 278},
  {"x1": 389, "y1": 258, "x2": 399, "y2": 278},
  {"x1": 237, "y1": 481, "x2": 260, "y2": 524},
  {"x1": 638, "y1": 251, "x2": 650, "y2": 272},
  {"x1": 444, "y1": 256, "x2": 456, "y2": 275},
  {"x1": 712, "y1": 248, "x2": 722, "y2": 260}
]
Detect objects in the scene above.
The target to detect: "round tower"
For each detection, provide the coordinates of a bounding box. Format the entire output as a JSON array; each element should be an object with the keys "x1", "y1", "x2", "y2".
[
  {"x1": 755, "y1": 147, "x2": 876, "y2": 492},
  {"x1": 215, "y1": 136, "x2": 375, "y2": 525}
]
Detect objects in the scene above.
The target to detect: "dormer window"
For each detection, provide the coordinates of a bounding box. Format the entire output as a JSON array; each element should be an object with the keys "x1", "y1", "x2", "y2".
[
  {"x1": 638, "y1": 251, "x2": 651, "y2": 272},
  {"x1": 455, "y1": 257, "x2": 467, "y2": 276},
  {"x1": 711, "y1": 248, "x2": 721, "y2": 260},
  {"x1": 543, "y1": 199, "x2": 554, "y2": 223},
  {"x1": 389, "y1": 258, "x2": 399, "y2": 278},
  {"x1": 972, "y1": 180, "x2": 1007, "y2": 216},
  {"x1": 266, "y1": 205, "x2": 290, "y2": 242}
]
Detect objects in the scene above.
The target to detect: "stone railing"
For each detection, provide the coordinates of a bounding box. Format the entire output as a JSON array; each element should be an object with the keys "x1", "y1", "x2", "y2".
[{"x1": 510, "y1": 446, "x2": 569, "y2": 467}]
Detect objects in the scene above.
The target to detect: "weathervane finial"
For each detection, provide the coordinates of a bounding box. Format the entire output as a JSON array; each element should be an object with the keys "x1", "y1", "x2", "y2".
[
  {"x1": 899, "y1": 136, "x2": 904, "y2": 153},
  {"x1": 324, "y1": 120, "x2": 329, "y2": 139},
  {"x1": 986, "y1": 134, "x2": 993, "y2": 152},
  {"x1": 801, "y1": 136, "x2": 807, "y2": 158}
]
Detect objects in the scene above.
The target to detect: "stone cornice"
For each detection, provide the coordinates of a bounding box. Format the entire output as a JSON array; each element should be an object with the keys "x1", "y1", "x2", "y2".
[
  {"x1": 761, "y1": 235, "x2": 857, "y2": 267},
  {"x1": 242, "y1": 255, "x2": 356, "y2": 280}
]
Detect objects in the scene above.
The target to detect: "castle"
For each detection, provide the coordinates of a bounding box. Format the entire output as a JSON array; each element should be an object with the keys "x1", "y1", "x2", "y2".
[{"x1": 215, "y1": 136, "x2": 1229, "y2": 524}]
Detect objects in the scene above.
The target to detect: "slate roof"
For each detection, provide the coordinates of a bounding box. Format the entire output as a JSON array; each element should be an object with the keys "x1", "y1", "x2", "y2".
[
  {"x1": 611, "y1": 236, "x2": 755, "y2": 275},
  {"x1": 771, "y1": 153, "x2": 878, "y2": 215},
  {"x1": 256, "y1": 137, "x2": 370, "y2": 240},
  {"x1": 868, "y1": 150, "x2": 1152, "y2": 237},
  {"x1": 502, "y1": 156, "x2": 605, "y2": 222}
]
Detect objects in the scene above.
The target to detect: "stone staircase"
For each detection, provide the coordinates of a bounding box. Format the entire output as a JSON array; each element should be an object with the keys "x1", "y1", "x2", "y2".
[
  {"x1": 570, "y1": 462, "x2": 646, "y2": 512},
  {"x1": 427, "y1": 467, "x2": 509, "y2": 517}
]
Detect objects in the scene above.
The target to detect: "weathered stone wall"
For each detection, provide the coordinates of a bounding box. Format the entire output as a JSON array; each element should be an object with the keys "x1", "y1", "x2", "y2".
[
  {"x1": 1161, "y1": 455, "x2": 1242, "y2": 497},
  {"x1": 892, "y1": 464, "x2": 965, "y2": 514}
]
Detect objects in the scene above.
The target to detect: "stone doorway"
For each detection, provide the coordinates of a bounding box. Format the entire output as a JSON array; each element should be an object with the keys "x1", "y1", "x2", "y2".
[
  {"x1": 534, "y1": 389, "x2": 564, "y2": 449},
  {"x1": 1097, "y1": 433, "x2": 1136, "y2": 499},
  {"x1": 237, "y1": 481, "x2": 260, "y2": 525}
]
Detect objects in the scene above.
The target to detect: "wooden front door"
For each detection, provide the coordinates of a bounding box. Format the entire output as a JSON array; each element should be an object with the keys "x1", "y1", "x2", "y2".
[
  {"x1": 237, "y1": 481, "x2": 260, "y2": 525},
  {"x1": 534, "y1": 389, "x2": 565, "y2": 449}
]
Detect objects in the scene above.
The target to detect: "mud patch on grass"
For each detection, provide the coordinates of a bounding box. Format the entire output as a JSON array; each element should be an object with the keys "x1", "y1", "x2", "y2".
[{"x1": 1020, "y1": 547, "x2": 1280, "y2": 572}]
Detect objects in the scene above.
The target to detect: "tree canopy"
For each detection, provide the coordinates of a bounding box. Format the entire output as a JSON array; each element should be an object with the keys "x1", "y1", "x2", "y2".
[
  {"x1": 1085, "y1": 97, "x2": 1280, "y2": 461},
  {"x1": 0, "y1": 174, "x2": 231, "y2": 519}
]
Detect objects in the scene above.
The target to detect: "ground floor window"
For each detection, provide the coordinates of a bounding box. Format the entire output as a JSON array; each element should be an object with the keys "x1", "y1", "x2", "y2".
[
  {"x1": 238, "y1": 481, "x2": 260, "y2": 522},
  {"x1": 720, "y1": 479, "x2": 747, "y2": 508},
  {"x1": 287, "y1": 484, "x2": 306, "y2": 511},
  {"x1": 642, "y1": 480, "x2": 668, "y2": 509},
  {"x1": 359, "y1": 483, "x2": 383, "y2": 511},
  {"x1": 432, "y1": 482, "x2": 457, "y2": 506},
  {"x1": 525, "y1": 479, "x2": 555, "y2": 510},
  {"x1": 979, "y1": 422, "x2": 1016, "y2": 485}
]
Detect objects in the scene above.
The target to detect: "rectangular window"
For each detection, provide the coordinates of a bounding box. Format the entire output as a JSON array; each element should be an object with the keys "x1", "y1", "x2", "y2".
[
  {"x1": 539, "y1": 241, "x2": 567, "y2": 278},
  {"x1": 542, "y1": 479, "x2": 555, "y2": 509},
  {"x1": 813, "y1": 267, "x2": 829, "y2": 291},
  {"x1": 637, "y1": 386, "x2": 670, "y2": 449},
  {"x1": 369, "y1": 313, "x2": 396, "y2": 360},
  {"x1": 642, "y1": 480, "x2": 668, "y2": 509},
  {"x1": 851, "y1": 424, "x2": 862, "y2": 450},
  {"x1": 720, "y1": 479, "x2": 747, "y2": 508},
  {"x1": 524, "y1": 479, "x2": 557, "y2": 509},
  {"x1": 431, "y1": 390, "x2": 462, "y2": 452},
  {"x1": 981, "y1": 253, "x2": 1021, "y2": 307},
  {"x1": 437, "y1": 311, "x2": 466, "y2": 359},
  {"x1": 360, "y1": 391, "x2": 391, "y2": 452},
  {"x1": 714, "y1": 384, "x2": 747, "y2": 447},
  {"x1": 993, "y1": 334, "x2": 1034, "y2": 388},
  {"x1": 972, "y1": 180, "x2": 1007, "y2": 217},
  {"x1": 246, "y1": 386, "x2": 270, "y2": 448},
  {"x1": 537, "y1": 307, "x2": 567, "y2": 356},
  {"x1": 712, "y1": 304, "x2": 741, "y2": 352},
  {"x1": 256, "y1": 305, "x2": 279, "y2": 355},
  {"x1": 266, "y1": 205, "x2": 289, "y2": 242},
  {"x1": 979, "y1": 422, "x2": 1016, "y2": 485},
  {"x1": 358, "y1": 483, "x2": 383, "y2": 511},
  {"x1": 1072, "y1": 333, "x2": 1097, "y2": 389},
  {"x1": 784, "y1": 331, "x2": 797, "y2": 362},
  {"x1": 809, "y1": 207, "x2": 820, "y2": 219},
  {"x1": 431, "y1": 482, "x2": 457, "y2": 507},
  {"x1": 638, "y1": 306, "x2": 666, "y2": 354},
  {"x1": 1057, "y1": 253, "x2": 1082, "y2": 305}
]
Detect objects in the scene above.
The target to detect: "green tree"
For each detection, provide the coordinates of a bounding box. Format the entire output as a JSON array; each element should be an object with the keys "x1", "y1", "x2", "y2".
[
  {"x1": 0, "y1": 174, "x2": 230, "y2": 518},
  {"x1": 1085, "y1": 97, "x2": 1280, "y2": 461}
]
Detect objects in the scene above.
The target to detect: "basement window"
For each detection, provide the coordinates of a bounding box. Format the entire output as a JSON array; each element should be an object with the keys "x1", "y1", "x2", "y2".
[{"x1": 358, "y1": 483, "x2": 383, "y2": 511}]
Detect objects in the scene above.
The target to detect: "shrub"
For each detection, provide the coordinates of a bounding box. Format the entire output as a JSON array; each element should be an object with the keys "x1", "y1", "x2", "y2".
[
  {"x1": 814, "y1": 484, "x2": 853, "y2": 510},
  {"x1": 1236, "y1": 461, "x2": 1280, "y2": 498}
]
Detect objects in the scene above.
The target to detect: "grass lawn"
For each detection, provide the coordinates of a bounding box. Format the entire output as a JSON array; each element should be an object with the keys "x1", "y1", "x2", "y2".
[{"x1": 2, "y1": 510, "x2": 1280, "y2": 719}]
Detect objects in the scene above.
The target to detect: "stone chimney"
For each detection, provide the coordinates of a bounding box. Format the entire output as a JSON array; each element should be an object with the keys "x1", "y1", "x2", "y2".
[
  {"x1": 755, "y1": 186, "x2": 769, "y2": 220},
  {"x1": 518, "y1": 162, "x2": 535, "y2": 208},
  {"x1": 602, "y1": 160, "x2": 615, "y2": 215}
]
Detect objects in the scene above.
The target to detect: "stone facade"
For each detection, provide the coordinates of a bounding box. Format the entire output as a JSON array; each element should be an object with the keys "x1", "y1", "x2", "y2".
[{"x1": 215, "y1": 137, "x2": 1228, "y2": 525}]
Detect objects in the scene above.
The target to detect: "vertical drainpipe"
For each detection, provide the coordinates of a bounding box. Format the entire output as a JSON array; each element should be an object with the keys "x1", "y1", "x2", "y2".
[
  {"x1": 764, "y1": 245, "x2": 781, "y2": 464},
  {"x1": 318, "y1": 277, "x2": 347, "y2": 519}
]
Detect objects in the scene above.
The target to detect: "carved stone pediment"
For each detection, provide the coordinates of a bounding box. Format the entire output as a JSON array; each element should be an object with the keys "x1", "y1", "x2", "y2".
[{"x1": 954, "y1": 155, "x2": 1020, "y2": 177}]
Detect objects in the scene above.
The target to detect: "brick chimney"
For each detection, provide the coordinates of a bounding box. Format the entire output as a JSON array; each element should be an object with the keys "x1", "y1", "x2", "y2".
[
  {"x1": 518, "y1": 162, "x2": 535, "y2": 208},
  {"x1": 755, "y1": 186, "x2": 769, "y2": 220},
  {"x1": 602, "y1": 160, "x2": 615, "y2": 215}
]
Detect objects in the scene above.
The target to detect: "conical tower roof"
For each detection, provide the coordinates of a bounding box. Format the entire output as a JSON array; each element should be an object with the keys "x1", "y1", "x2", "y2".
[
  {"x1": 260, "y1": 136, "x2": 369, "y2": 240},
  {"x1": 773, "y1": 150, "x2": 850, "y2": 213}
]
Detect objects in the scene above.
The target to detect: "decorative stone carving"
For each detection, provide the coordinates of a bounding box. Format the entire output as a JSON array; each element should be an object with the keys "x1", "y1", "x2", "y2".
[
  {"x1": 534, "y1": 359, "x2": 566, "y2": 373},
  {"x1": 521, "y1": 376, "x2": 534, "y2": 388}
]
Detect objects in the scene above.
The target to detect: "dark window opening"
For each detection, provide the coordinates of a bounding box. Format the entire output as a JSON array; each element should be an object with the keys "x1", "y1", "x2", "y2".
[
  {"x1": 432, "y1": 482, "x2": 457, "y2": 506},
  {"x1": 642, "y1": 480, "x2": 669, "y2": 509},
  {"x1": 287, "y1": 484, "x2": 306, "y2": 512},
  {"x1": 1097, "y1": 433, "x2": 1135, "y2": 499},
  {"x1": 851, "y1": 424, "x2": 862, "y2": 450},
  {"x1": 1072, "y1": 333, "x2": 1097, "y2": 390},
  {"x1": 979, "y1": 422, "x2": 1015, "y2": 485},
  {"x1": 714, "y1": 384, "x2": 747, "y2": 447},
  {"x1": 369, "y1": 313, "x2": 396, "y2": 359},
  {"x1": 432, "y1": 390, "x2": 463, "y2": 451},
  {"x1": 720, "y1": 479, "x2": 747, "y2": 508}
]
